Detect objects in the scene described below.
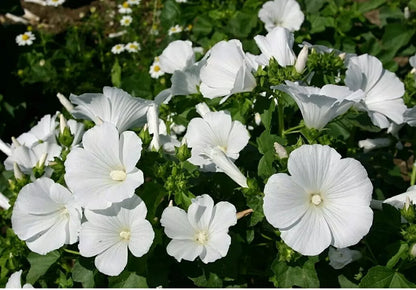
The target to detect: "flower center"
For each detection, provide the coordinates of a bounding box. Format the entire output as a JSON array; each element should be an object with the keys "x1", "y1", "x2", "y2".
[
  {"x1": 22, "y1": 34, "x2": 30, "y2": 41},
  {"x1": 154, "y1": 65, "x2": 160, "y2": 72},
  {"x1": 60, "y1": 207, "x2": 69, "y2": 217},
  {"x1": 310, "y1": 193, "x2": 323, "y2": 206},
  {"x1": 122, "y1": 1, "x2": 129, "y2": 7},
  {"x1": 110, "y1": 169, "x2": 127, "y2": 181},
  {"x1": 119, "y1": 230, "x2": 131, "y2": 241},
  {"x1": 194, "y1": 231, "x2": 209, "y2": 245}
]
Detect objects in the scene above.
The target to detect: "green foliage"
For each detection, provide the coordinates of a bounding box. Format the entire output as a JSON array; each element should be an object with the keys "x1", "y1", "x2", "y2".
[{"x1": 359, "y1": 266, "x2": 416, "y2": 287}]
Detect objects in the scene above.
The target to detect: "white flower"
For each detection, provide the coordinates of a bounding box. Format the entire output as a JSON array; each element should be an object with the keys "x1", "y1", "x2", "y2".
[
  {"x1": 263, "y1": 144, "x2": 373, "y2": 256},
  {"x1": 69, "y1": 86, "x2": 153, "y2": 132},
  {"x1": 275, "y1": 81, "x2": 364, "y2": 130},
  {"x1": 175, "y1": 0, "x2": 187, "y2": 2},
  {"x1": 168, "y1": 24, "x2": 183, "y2": 35},
  {"x1": 5, "y1": 270, "x2": 33, "y2": 288},
  {"x1": 79, "y1": 195, "x2": 154, "y2": 276},
  {"x1": 159, "y1": 40, "x2": 195, "y2": 74},
  {"x1": 118, "y1": 2, "x2": 132, "y2": 13},
  {"x1": 65, "y1": 122, "x2": 144, "y2": 209},
  {"x1": 12, "y1": 177, "x2": 82, "y2": 255},
  {"x1": 199, "y1": 39, "x2": 256, "y2": 101},
  {"x1": 45, "y1": 0, "x2": 65, "y2": 6},
  {"x1": 258, "y1": 0, "x2": 304, "y2": 32},
  {"x1": 328, "y1": 247, "x2": 362, "y2": 270},
  {"x1": 111, "y1": 44, "x2": 125, "y2": 54},
  {"x1": 295, "y1": 45, "x2": 309, "y2": 73},
  {"x1": 184, "y1": 110, "x2": 249, "y2": 188},
  {"x1": 254, "y1": 27, "x2": 296, "y2": 67},
  {"x1": 345, "y1": 54, "x2": 407, "y2": 128},
  {"x1": 171, "y1": 59, "x2": 206, "y2": 96},
  {"x1": 120, "y1": 15, "x2": 133, "y2": 26},
  {"x1": 149, "y1": 58, "x2": 165, "y2": 79},
  {"x1": 404, "y1": 106, "x2": 416, "y2": 126},
  {"x1": 160, "y1": 194, "x2": 236, "y2": 263},
  {"x1": 410, "y1": 54, "x2": 416, "y2": 70},
  {"x1": 358, "y1": 138, "x2": 391, "y2": 153},
  {"x1": 384, "y1": 185, "x2": 416, "y2": 209},
  {"x1": 127, "y1": 0, "x2": 140, "y2": 5},
  {"x1": 125, "y1": 41, "x2": 140, "y2": 53},
  {"x1": 16, "y1": 31, "x2": 35, "y2": 46}
]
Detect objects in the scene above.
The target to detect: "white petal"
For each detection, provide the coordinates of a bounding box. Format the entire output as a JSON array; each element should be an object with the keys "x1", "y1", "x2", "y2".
[
  {"x1": 187, "y1": 194, "x2": 214, "y2": 231},
  {"x1": 129, "y1": 219, "x2": 154, "y2": 257},
  {"x1": 200, "y1": 233, "x2": 231, "y2": 263},
  {"x1": 208, "y1": 201, "x2": 237, "y2": 234},
  {"x1": 166, "y1": 239, "x2": 203, "y2": 262},
  {"x1": 95, "y1": 241, "x2": 128, "y2": 276},
  {"x1": 160, "y1": 206, "x2": 195, "y2": 239},
  {"x1": 119, "y1": 131, "x2": 142, "y2": 171},
  {"x1": 159, "y1": 40, "x2": 195, "y2": 73}
]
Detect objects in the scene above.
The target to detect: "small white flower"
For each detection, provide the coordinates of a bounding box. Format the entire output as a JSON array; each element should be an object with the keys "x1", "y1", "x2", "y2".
[
  {"x1": 69, "y1": 86, "x2": 153, "y2": 132},
  {"x1": 160, "y1": 194, "x2": 237, "y2": 263},
  {"x1": 120, "y1": 15, "x2": 133, "y2": 26},
  {"x1": 168, "y1": 24, "x2": 183, "y2": 35},
  {"x1": 275, "y1": 81, "x2": 365, "y2": 130},
  {"x1": 79, "y1": 195, "x2": 154, "y2": 276},
  {"x1": 358, "y1": 138, "x2": 391, "y2": 153},
  {"x1": 118, "y1": 2, "x2": 132, "y2": 13},
  {"x1": 328, "y1": 247, "x2": 362, "y2": 270},
  {"x1": 12, "y1": 177, "x2": 82, "y2": 255},
  {"x1": 345, "y1": 54, "x2": 407, "y2": 128},
  {"x1": 127, "y1": 0, "x2": 140, "y2": 5},
  {"x1": 263, "y1": 144, "x2": 373, "y2": 256},
  {"x1": 254, "y1": 27, "x2": 296, "y2": 67},
  {"x1": 65, "y1": 122, "x2": 144, "y2": 209},
  {"x1": 125, "y1": 41, "x2": 141, "y2": 53},
  {"x1": 258, "y1": 0, "x2": 304, "y2": 32},
  {"x1": 5, "y1": 270, "x2": 33, "y2": 288},
  {"x1": 45, "y1": 0, "x2": 65, "y2": 6},
  {"x1": 111, "y1": 44, "x2": 125, "y2": 54},
  {"x1": 184, "y1": 110, "x2": 250, "y2": 188},
  {"x1": 16, "y1": 31, "x2": 36, "y2": 46},
  {"x1": 149, "y1": 58, "x2": 165, "y2": 79},
  {"x1": 199, "y1": 39, "x2": 256, "y2": 101}
]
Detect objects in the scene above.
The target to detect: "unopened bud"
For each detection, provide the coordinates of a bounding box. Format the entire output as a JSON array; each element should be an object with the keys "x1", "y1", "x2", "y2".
[
  {"x1": 236, "y1": 208, "x2": 253, "y2": 220},
  {"x1": 59, "y1": 114, "x2": 67, "y2": 135},
  {"x1": 410, "y1": 243, "x2": 416, "y2": 258},
  {"x1": 196, "y1": 102, "x2": 211, "y2": 117},
  {"x1": 11, "y1": 137, "x2": 21, "y2": 147},
  {"x1": 295, "y1": 45, "x2": 308, "y2": 73},
  {"x1": 0, "y1": 139, "x2": 11, "y2": 156},
  {"x1": 404, "y1": 7, "x2": 410, "y2": 20},
  {"x1": 274, "y1": 142, "x2": 288, "y2": 159},
  {"x1": 57, "y1": 93, "x2": 74, "y2": 113},
  {"x1": 37, "y1": 153, "x2": 48, "y2": 168},
  {"x1": 176, "y1": 143, "x2": 191, "y2": 162},
  {"x1": 13, "y1": 163, "x2": 24, "y2": 180},
  {"x1": 168, "y1": 200, "x2": 173, "y2": 207},
  {"x1": 254, "y1": 112, "x2": 261, "y2": 126},
  {"x1": 338, "y1": 52, "x2": 346, "y2": 61},
  {"x1": 401, "y1": 199, "x2": 416, "y2": 223}
]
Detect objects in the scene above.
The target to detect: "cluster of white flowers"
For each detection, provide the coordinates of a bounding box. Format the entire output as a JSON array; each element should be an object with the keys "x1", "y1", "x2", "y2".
[
  {"x1": 111, "y1": 41, "x2": 141, "y2": 54},
  {"x1": 168, "y1": 24, "x2": 183, "y2": 35}
]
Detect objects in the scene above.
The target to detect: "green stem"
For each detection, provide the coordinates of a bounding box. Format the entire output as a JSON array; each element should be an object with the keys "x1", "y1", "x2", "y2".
[
  {"x1": 283, "y1": 123, "x2": 305, "y2": 135},
  {"x1": 411, "y1": 164, "x2": 416, "y2": 186},
  {"x1": 277, "y1": 101, "x2": 284, "y2": 136},
  {"x1": 64, "y1": 248, "x2": 80, "y2": 255}
]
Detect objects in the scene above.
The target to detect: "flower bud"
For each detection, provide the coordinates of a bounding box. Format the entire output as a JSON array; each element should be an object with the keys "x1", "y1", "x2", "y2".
[
  {"x1": 404, "y1": 7, "x2": 410, "y2": 20},
  {"x1": 56, "y1": 93, "x2": 74, "y2": 113},
  {"x1": 274, "y1": 142, "x2": 288, "y2": 159},
  {"x1": 176, "y1": 143, "x2": 191, "y2": 162},
  {"x1": 295, "y1": 45, "x2": 308, "y2": 73},
  {"x1": 401, "y1": 198, "x2": 416, "y2": 223},
  {"x1": 13, "y1": 163, "x2": 24, "y2": 181}
]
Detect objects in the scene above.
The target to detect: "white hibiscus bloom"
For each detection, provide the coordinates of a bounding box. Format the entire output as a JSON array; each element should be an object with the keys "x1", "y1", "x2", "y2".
[
  {"x1": 274, "y1": 81, "x2": 365, "y2": 130},
  {"x1": 263, "y1": 144, "x2": 373, "y2": 256},
  {"x1": 5, "y1": 270, "x2": 33, "y2": 288},
  {"x1": 69, "y1": 86, "x2": 153, "y2": 132},
  {"x1": 184, "y1": 110, "x2": 249, "y2": 188},
  {"x1": 171, "y1": 59, "x2": 206, "y2": 96},
  {"x1": 12, "y1": 177, "x2": 82, "y2": 255},
  {"x1": 254, "y1": 27, "x2": 296, "y2": 67},
  {"x1": 358, "y1": 138, "x2": 391, "y2": 153},
  {"x1": 79, "y1": 195, "x2": 154, "y2": 276},
  {"x1": 384, "y1": 185, "x2": 416, "y2": 209},
  {"x1": 345, "y1": 54, "x2": 407, "y2": 129},
  {"x1": 328, "y1": 247, "x2": 362, "y2": 270},
  {"x1": 16, "y1": 113, "x2": 58, "y2": 147},
  {"x1": 258, "y1": 0, "x2": 304, "y2": 32},
  {"x1": 160, "y1": 194, "x2": 236, "y2": 263},
  {"x1": 199, "y1": 39, "x2": 256, "y2": 101},
  {"x1": 64, "y1": 122, "x2": 144, "y2": 210},
  {"x1": 158, "y1": 40, "x2": 195, "y2": 74},
  {"x1": 404, "y1": 106, "x2": 416, "y2": 126}
]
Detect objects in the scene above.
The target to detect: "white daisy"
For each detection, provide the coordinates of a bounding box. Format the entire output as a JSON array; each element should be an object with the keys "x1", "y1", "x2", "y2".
[
  {"x1": 11, "y1": 177, "x2": 82, "y2": 255},
  {"x1": 199, "y1": 39, "x2": 257, "y2": 101},
  {"x1": 16, "y1": 31, "x2": 36, "y2": 46},
  {"x1": 328, "y1": 247, "x2": 362, "y2": 270},
  {"x1": 5, "y1": 270, "x2": 33, "y2": 288},
  {"x1": 125, "y1": 41, "x2": 141, "y2": 53},
  {"x1": 160, "y1": 194, "x2": 237, "y2": 263},
  {"x1": 118, "y1": 2, "x2": 132, "y2": 13},
  {"x1": 258, "y1": 0, "x2": 304, "y2": 32},
  {"x1": 184, "y1": 110, "x2": 250, "y2": 188},
  {"x1": 168, "y1": 24, "x2": 183, "y2": 35},
  {"x1": 263, "y1": 144, "x2": 373, "y2": 256},
  {"x1": 45, "y1": 0, "x2": 65, "y2": 6},
  {"x1": 78, "y1": 195, "x2": 154, "y2": 276},
  {"x1": 69, "y1": 86, "x2": 153, "y2": 132},
  {"x1": 111, "y1": 44, "x2": 125, "y2": 54},
  {"x1": 274, "y1": 81, "x2": 365, "y2": 130},
  {"x1": 149, "y1": 58, "x2": 165, "y2": 79},
  {"x1": 64, "y1": 122, "x2": 144, "y2": 209},
  {"x1": 254, "y1": 27, "x2": 296, "y2": 67},
  {"x1": 345, "y1": 54, "x2": 407, "y2": 129},
  {"x1": 120, "y1": 15, "x2": 133, "y2": 26}
]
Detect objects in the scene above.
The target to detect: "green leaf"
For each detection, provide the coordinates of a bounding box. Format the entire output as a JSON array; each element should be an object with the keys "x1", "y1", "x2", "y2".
[
  {"x1": 108, "y1": 271, "x2": 148, "y2": 288},
  {"x1": 111, "y1": 59, "x2": 121, "y2": 88},
  {"x1": 305, "y1": 0, "x2": 327, "y2": 13},
  {"x1": 189, "y1": 272, "x2": 223, "y2": 287},
  {"x1": 192, "y1": 15, "x2": 213, "y2": 37},
  {"x1": 357, "y1": 0, "x2": 386, "y2": 13},
  {"x1": 270, "y1": 256, "x2": 320, "y2": 288},
  {"x1": 160, "y1": 0, "x2": 180, "y2": 27},
  {"x1": 260, "y1": 101, "x2": 275, "y2": 132},
  {"x1": 72, "y1": 258, "x2": 96, "y2": 288},
  {"x1": 258, "y1": 152, "x2": 276, "y2": 179},
  {"x1": 338, "y1": 275, "x2": 358, "y2": 288},
  {"x1": 359, "y1": 266, "x2": 416, "y2": 288},
  {"x1": 226, "y1": 11, "x2": 257, "y2": 38},
  {"x1": 386, "y1": 243, "x2": 409, "y2": 269},
  {"x1": 308, "y1": 15, "x2": 335, "y2": 34},
  {"x1": 26, "y1": 250, "x2": 60, "y2": 284}
]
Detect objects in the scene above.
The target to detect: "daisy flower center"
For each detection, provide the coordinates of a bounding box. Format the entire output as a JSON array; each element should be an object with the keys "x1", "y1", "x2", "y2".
[
  {"x1": 122, "y1": 1, "x2": 129, "y2": 7},
  {"x1": 194, "y1": 230, "x2": 209, "y2": 245},
  {"x1": 310, "y1": 193, "x2": 323, "y2": 206},
  {"x1": 110, "y1": 169, "x2": 127, "y2": 181},
  {"x1": 119, "y1": 229, "x2": 131, "y2": 241},
  {"x1": 154, "y1": 65, "x2": 160, "y2": 72},
  {"x1": 22, "y1": 34, "x2": 30, "y2": 41}
]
